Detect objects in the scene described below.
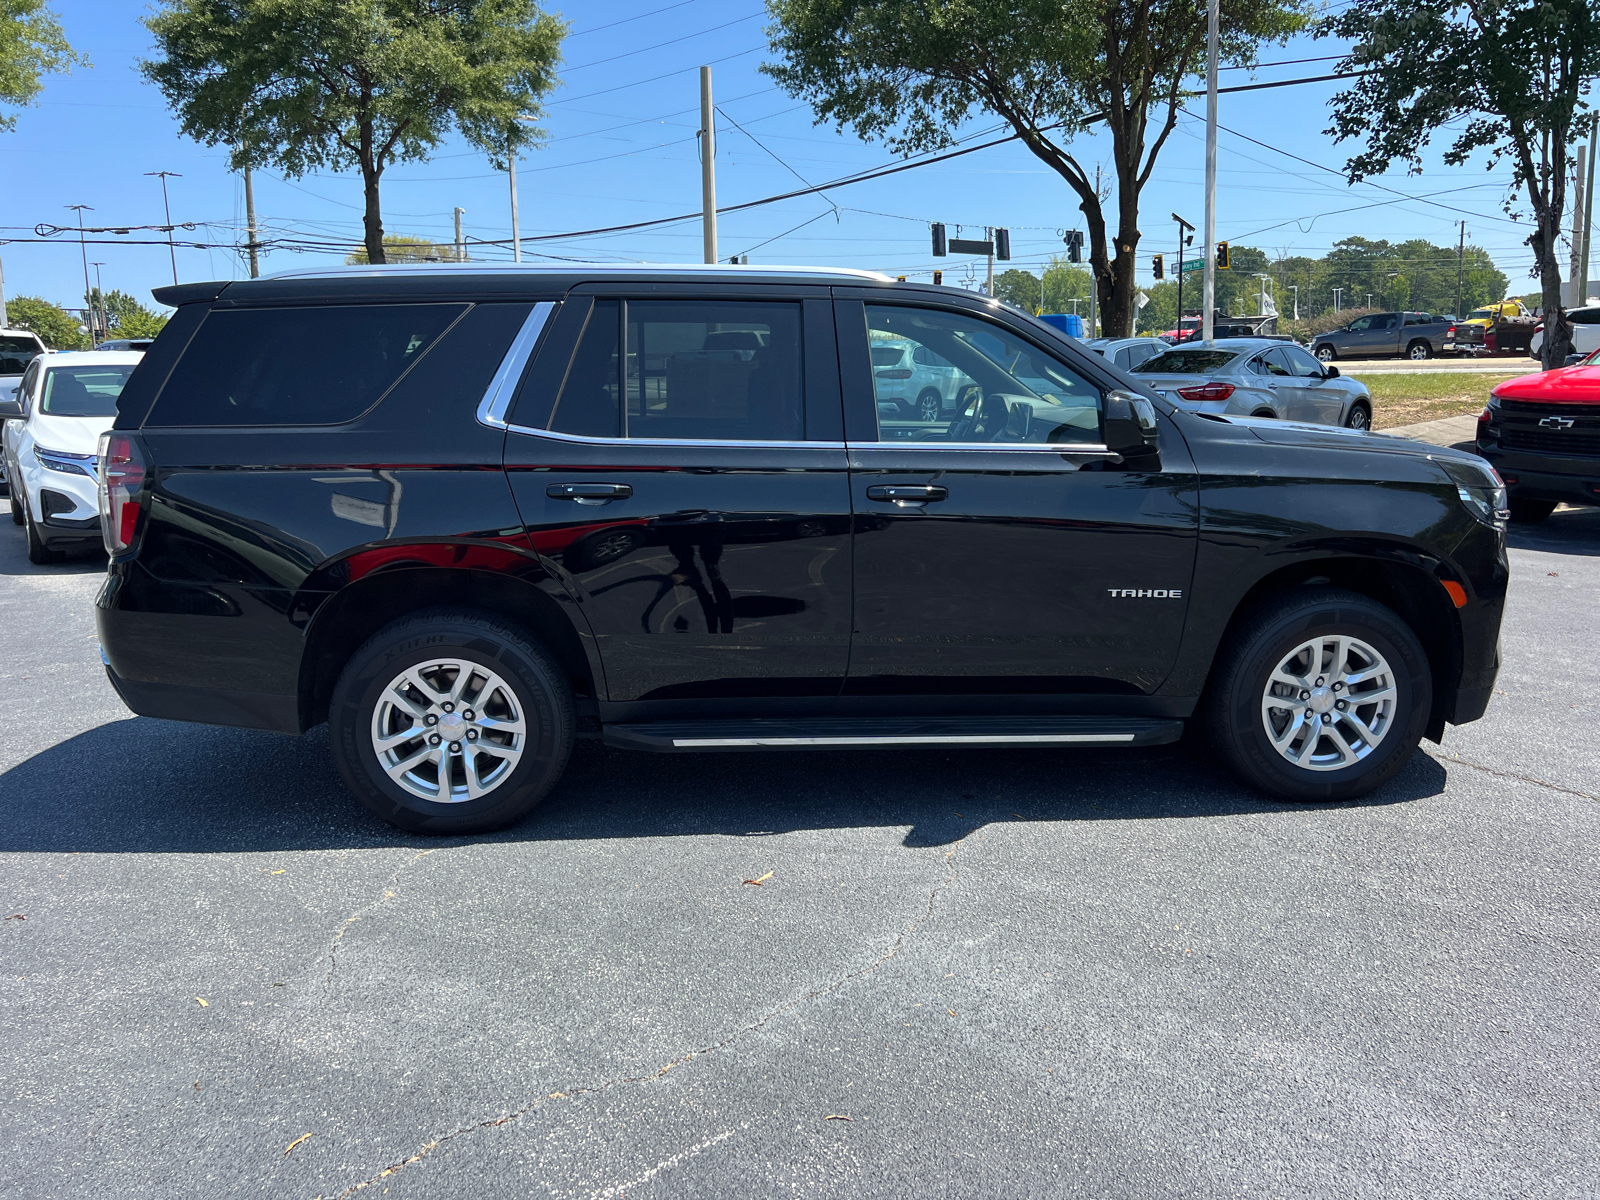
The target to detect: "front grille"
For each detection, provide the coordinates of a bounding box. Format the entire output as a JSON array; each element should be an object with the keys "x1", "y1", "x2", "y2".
[{"x1": 1499, "y1": 427, "x2": 1600, "y2": 456}]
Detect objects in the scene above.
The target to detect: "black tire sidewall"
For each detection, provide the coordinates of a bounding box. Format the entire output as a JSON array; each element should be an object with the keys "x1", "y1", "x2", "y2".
[
  {"x1": 1213, "y1": 593, "x2": 1431, "y2": 802},
  {"x1": 330, "y1": 615, "x2": 573, "y2": 833}
]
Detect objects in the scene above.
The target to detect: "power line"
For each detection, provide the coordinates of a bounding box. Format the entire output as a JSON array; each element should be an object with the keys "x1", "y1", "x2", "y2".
[
  {"x1": 563, "y1": 13, "x2": 762, "y2": 71},
  {"x1": 569, "y1": 0, "x2": 700, "y2": 37},
  {"x1": 553, "y1": 45, "x2": 764, "y2": 105}
]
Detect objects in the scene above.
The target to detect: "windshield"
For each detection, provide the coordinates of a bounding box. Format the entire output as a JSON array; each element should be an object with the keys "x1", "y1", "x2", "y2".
[
  {"x1": 1135, "y1": 349, "x2": 1240, "y2": 374},
  {"x1": 39, "y1": 364, "x2": 136, "y2": 417},
  {"x1": 1469, "y1": 308, "x2": 1495, "y2": 320}
]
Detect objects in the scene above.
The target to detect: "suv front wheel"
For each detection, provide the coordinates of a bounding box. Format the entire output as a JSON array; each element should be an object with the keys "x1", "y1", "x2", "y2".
[
  {"x1": 1206, "y1": 589, "x2": 1431, "y2": 802},
  {"x1": 329, "y1": 608, "x2": 574, "y2": 833}
]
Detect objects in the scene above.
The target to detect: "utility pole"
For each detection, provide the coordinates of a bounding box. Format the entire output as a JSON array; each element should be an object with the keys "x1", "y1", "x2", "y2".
[
  {"x1": 243, "y1": 160, "x2": 260, "y2": 279},
  {"x1": 1201, "y1": 0, "x2": 1219, "y2": 344},
  {"x1": 1583, "y1": 112, "x2": 1599, "y2": 306},
  {"x1": 1365, "y1": 292, "x2": 1373, "y2": 310},
  {"x1": 1570, "y1": 144, "x2": 1587, "y2": 306},
  {"x1": 508, "y1": 152, "x2": 522, "y2": 263},
  {"x1": 145, "y1": 171, "x2": 182, "y2": 285},
  {"x1": 1455, "y1": 220, "x2": 1465, "y2": 319},
  {"x1": 985, "y1": 226, "x2": 995, "y2": 298},
  {"x1": 454, "y1": 207, "x2": 466, "y2": 262},
  {"x1": 1288, "y1": 285, "x2": 1299, "y2": 320},
  {"x1": 68, "y1": 205, "x2": 93, "y2": 341},
  {"x1": 699, "y1": 65, "x2": 717, "y2": 264}
]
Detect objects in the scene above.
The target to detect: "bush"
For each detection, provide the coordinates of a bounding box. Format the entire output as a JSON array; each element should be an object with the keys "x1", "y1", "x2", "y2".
[{"x1": 1281, "y1": 307, "x2": 1379, "y2": 342}]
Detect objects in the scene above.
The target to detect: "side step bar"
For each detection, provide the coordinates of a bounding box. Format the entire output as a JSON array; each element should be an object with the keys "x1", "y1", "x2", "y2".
[{"x1": 603, "y1": 716, "x2": 1184, "y2": 752}]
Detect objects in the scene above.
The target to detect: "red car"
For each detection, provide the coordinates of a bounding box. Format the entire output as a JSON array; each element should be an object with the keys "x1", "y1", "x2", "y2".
[{"x1": 1475, "y1": 355, "x2": 1600, "y2": 520}]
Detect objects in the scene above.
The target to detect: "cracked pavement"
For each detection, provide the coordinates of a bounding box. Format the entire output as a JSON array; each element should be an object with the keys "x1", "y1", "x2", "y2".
[{"x1": 1, "y1": 508, "x2": 1596, "y2": 1198}]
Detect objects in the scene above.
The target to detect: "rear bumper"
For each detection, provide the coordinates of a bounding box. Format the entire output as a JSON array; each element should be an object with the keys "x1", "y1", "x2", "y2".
[{"x1": 103, "y1": 664, "x2": 300, "y2": 735}]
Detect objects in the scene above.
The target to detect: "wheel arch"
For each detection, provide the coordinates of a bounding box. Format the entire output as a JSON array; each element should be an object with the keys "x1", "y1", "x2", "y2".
[
  {"x1": 1202, "y1": 549, "x2": 1465, "y2": 743},
  {"x1": 297, "y1": 564, "x2": 601, "y2": 733}
]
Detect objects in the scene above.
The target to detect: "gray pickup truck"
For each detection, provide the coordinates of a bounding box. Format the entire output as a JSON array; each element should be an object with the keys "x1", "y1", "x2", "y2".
[{"x1": 1311, "y1": 311, "x2": 1457, "y2": 362}]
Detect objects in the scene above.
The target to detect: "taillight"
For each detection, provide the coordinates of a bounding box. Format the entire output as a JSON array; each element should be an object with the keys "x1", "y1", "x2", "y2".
[
  {"x1": 97, "y1": 431, "x2": 149, "y2": 555},
  {"x1": 875, "y1": 369, "x2": 913, "y2": 379},
  {"x1": 1447, "y1": 324, "x2": 1457, "y2": 337},
  {"x1": 1176, "y1": 382, "x2": 1235, "y2": 401}
]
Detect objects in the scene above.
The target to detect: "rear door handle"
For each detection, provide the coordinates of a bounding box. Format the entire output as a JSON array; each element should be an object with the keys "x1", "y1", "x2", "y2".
[
  {"x1": 547, "y1": 482, "x2": 632, "y2": 505},
  {"x1": 865, "y1": 484, "x2": 947, "y2": 508}
]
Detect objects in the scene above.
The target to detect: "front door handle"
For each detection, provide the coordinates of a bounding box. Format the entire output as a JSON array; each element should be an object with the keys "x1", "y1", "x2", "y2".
[
  {"x1": 547, "y1": 482, "x2": 633, "y2": 506},
  {"x1": 865, "y1": 484, "x2": 948, "y2": 508}
]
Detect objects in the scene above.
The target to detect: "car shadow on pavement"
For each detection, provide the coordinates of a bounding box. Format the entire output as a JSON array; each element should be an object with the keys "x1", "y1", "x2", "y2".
[
  {"x1": 1507, "y1": 504, "x2": 1600, "y2": 556},
  {"x1": 0, "y1": 716, "x2": 1447, "y2": 855}
]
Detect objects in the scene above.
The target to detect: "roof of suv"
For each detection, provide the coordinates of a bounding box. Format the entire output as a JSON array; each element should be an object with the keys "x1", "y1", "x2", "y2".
[{"x1": 154, "y1": 263, "x2": 912, "y2": 307}]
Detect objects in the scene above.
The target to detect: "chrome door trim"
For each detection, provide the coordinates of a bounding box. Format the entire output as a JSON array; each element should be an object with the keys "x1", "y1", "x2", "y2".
[{"x1": 476, "y1": 301, "x2": 557, "y2": 430}]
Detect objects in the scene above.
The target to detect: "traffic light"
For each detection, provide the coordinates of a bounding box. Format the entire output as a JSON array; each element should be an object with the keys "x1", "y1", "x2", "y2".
[
  {"x1": 1216, "y1": 241, "x2": 1230, "y2": 269},
  {"x1": 896, "y1": 275, "x2": 907, "y2": 282},
  {"x1": 1064, "y1": 230, "x2": 1084, "y2": 263},
  {"x1": 933, "y1": 270, "x2": 943, "y2": 286},
  {"x1": 995, "y1": 228, "x2": 1011, "y2": 261},
  {"x1": 932, "y1": 223, "x2": 947, "y2": 257},
  {"x1": 1152, "y1": 254, "x2": 1164, "y2": 280}
]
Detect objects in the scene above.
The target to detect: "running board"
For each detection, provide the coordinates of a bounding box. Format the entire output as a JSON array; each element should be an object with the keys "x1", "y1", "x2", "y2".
[{"x1": 603, "y1": 716, "x2": 1183, "y2": 752}]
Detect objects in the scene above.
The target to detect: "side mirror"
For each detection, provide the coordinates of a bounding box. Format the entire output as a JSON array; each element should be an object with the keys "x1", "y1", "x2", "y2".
[
  {"x1": 1324, "y1": 365, "x2": 1340, "y2": 378},
  {"x1": 0, "y1": 396, "x2": 26, "y2": 421},
  {"x1": 1103, "y1": 389, "x2": 1159, "y2": 458}
]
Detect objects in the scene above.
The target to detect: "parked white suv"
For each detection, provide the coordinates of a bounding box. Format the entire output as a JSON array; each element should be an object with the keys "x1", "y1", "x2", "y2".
[
  {"x1": 1, "y1": 350, "x2": 143, "y2": 563},
  {"x1": 869, "y1": 335, "x2": 974, "y2": 421}
]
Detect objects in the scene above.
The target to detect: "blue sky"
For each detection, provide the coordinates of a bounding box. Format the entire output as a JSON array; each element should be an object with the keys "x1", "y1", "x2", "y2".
[{"x1": 2, "y1": 0, "x2": 1543, "y2": 316}]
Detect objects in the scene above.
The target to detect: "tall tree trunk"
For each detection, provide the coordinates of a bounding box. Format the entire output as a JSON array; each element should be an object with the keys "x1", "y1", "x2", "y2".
[{"x1": 359, "y1": 116, "x2": 386, "y2": 265}]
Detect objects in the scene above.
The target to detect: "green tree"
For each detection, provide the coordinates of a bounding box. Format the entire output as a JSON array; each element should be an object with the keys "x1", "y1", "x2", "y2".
[
  {"x1": 991, "y1": 260, "x2": 1096, "y2": 318},
  {"x1": 86, "y1": 288, "x2": 170, "y2": 338},
  {"x1": 0, "y1": 0, "x2": 85, "y2": 131},
  {"x1": 1323, "y1": 0, "x2": 1600, "y2": 366},
  {"x1": 765, "y1": 0, "x2": 1308, "y2": 338},
  {"x1": 7, "y1": 295, "x2": 86, "y2": 348},
  {"x1": 142, "y1": 0, "x2": 565, "y2": 265},
  {"x1": 346, "y1": 233, "x2": 466, "y2": 264}
]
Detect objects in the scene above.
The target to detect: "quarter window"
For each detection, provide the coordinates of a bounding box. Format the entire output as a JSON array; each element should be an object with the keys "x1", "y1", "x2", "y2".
[
  {"x1": 1281, "y1": 345, "x2": 1328, "y2": 377},
  {"x1": 863, "y1": 305, "x2": 1102, "y2": 444},
  {"x1": 547, "y1": 299, "x2": 805, "y2": 441}
]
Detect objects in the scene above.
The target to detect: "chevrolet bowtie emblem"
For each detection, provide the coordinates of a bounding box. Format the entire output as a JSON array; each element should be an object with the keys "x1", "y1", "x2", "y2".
[{"x1": 1538, "y1": 415, "x2": 1577, "y2": 429}]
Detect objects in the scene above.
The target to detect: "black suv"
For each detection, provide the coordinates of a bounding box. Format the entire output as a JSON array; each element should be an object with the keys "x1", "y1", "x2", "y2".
[{"x1": 95, "y1": 266, "x2": 1508, "y2": 832}]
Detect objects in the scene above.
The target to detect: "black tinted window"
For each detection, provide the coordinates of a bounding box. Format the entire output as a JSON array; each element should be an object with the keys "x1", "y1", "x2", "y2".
[
  {"x1": 147, "y1": 304, "x2": 464, "y2": 426},
  {"x1": 1568, "y1": 308, "x2": 1600, "y2": 325},
  {"x1": 547, "y1": 299, "x2": 804, "y2": 441},
  {"x1": 1136, "y1": 349, "x2": 1239, "y2": 374},
  {"x1": 0, "y1": 336, "x2": 40, "y2": 375}
]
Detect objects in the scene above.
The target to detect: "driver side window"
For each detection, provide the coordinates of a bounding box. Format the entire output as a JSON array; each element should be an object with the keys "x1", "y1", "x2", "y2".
[
  {"x1": 1347, "y1": 317, "x2": 1372, "y2": 332},
  {"x1": 863, "y1": 305, "x2": 1102, "y2": 445}
]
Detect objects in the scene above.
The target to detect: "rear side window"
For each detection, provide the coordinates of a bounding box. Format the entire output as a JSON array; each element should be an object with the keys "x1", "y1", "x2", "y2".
[
  {"x1": 146, "y1": 303, "x2": 465, "y2": 426},
  {"x1": 0, "y1": 335, "x2": 41, "y2": 375},
  {"x1": 547, "y1": 298, "x2": 804, "y2": 441}
]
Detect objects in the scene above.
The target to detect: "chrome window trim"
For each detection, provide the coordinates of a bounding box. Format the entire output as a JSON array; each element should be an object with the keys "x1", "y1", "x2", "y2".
[
  {"x1": 475, "y1": 301, "x2": 557, "y2": 430},
  {"x1": 500, "y1": 420, "x2": 1110, "y2": 455}
]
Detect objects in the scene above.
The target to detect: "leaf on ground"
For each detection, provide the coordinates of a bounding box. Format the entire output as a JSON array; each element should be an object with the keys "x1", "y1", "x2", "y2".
[
  {"x1": 824, "y1": 1114, "x2": 853, "y2": 1121},
  {"x1": 549, "y1": 1091, "x2": 567, "y2": 1098},
  {"x1": 1549, "y1": 572, "x2": 1559, "y2": 577},
  {"x1": 195, "y1": 997, "x2": 208, "y2": 1007},
  {"x1": 741, "y1": 871, "x2": 774, "y2": 886},
  {"x1": 283, "y1": 1132, "x2": 312, "y2": 1157},
  {"x1": 948, "y1": 1009, "x2": 957, "y2": 1016},
  {"x1": 3, "y1": 914, "x2": 24, "y2": 921},
  {"x1": 267, "y1": 869, "x2": 286, "y2": 875}
]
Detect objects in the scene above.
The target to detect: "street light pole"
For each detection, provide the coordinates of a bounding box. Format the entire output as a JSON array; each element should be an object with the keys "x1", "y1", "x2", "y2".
[
  {"x1": 1201, "y1": 0, "x2": 1219, "y2": 344},
  {"x1": 1332, "y1": 287, "x2": 1342, "y2": 314},
  {"x1": 144, "y1": 172, "x2": 182, "y2": 285},
  {"x1": 91, "y1": 262, "x2": 107, "y2": 343},
  {"x1": 1289, "y1": 284, "x2": 1298, "y2": 320}
]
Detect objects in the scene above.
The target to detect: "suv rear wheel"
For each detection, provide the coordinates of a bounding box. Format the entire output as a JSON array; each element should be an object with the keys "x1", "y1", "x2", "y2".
[
  {"x1": 1314, "y1": 344, "x2": 1336, "y2": 362},
  {"x1": 329, "y1": 608, "x2": 574, "y2": 833},
  {"x1": 1206, "y1": 588, "x2": 1431, "y2": 802}
]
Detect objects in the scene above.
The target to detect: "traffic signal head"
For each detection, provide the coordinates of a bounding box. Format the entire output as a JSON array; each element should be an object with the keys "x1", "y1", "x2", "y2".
[
  {"x1": 1216, "y1": 241, "x2": 1230, "y2": 269},
  {"x1": 995, "y1": 228, "x2": 1011, "y2": 261},
  {"x1": 933, "y1": 270, "x2": 943, "y2": 286},
  {"x1": 1152, "y1": 253, "x2": 1164, "y2": 280},
  {"x1": 932, "y1": 223, "x2": 947, "y2": 257},
  {"x1": 1065, "y1": 230, "x2": 1083, "y2": 263}
]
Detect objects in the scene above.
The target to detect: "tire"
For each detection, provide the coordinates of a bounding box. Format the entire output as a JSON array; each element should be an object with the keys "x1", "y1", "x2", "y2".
[
  {"x1": 1206, "y1": 588, "x2": 1431, "y2": 803},
  {"x1": 1344, "y1": 403, "x2": 1371, "y2": 430},
  {"x1": 24, "y1": 501, "x2": 65, "y2": 565},
  {"x1": 1314, "y1": 344, "x2": 1336, "y2": 363},
  {"x1": 328, "y1": 607, "x2": 575, "y2": 834},
  {"x1": 1406, "y1": 340, "x2": 1432, "y2": 360},
  {"x1": 9, "y1": 488, "x2": 22, "y2": 527},
  {"x1": 1251, "y1": 409, "x2": 1276, "y2": 420},
  {"x1": 916, "y1": 389, "x2": 942, "y2": 422},
  {"x1": 1508, "y1": 497, "x2": 1557, "y2": 523}
]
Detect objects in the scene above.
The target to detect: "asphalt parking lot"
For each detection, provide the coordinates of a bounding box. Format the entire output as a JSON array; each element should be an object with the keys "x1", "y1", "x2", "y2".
[{"x1": 2, "y1": 509, "x2": 1596, "y2": 1199}]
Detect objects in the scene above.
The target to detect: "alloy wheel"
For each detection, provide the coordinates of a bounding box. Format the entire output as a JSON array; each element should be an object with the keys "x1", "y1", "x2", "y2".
[
  {"x1": 370, "y1": 658, "x2": 527, "y2": 803},
  {"x1": 1259, "y1": 634, "x2": 1396, "y2": 771}
]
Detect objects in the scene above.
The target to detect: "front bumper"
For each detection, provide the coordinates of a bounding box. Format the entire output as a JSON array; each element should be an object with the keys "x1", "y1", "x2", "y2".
[{"x1": 1477, "y1": 449, "x2": 1600, "y2": 506}]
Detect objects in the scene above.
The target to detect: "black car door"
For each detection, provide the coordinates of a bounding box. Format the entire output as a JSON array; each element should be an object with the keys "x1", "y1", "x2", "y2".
[
  {"x1": 835, "y1": 292, "x2": 1199, "y2": 698},
  {"x1": 501, "y1": 284, "x2": 853, "y2": 704}
]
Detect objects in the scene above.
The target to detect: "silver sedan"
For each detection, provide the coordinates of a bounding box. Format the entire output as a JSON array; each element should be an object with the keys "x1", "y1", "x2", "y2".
[{"x1": 1130, "y1": 338, "x2": 1374, "y2": 429}]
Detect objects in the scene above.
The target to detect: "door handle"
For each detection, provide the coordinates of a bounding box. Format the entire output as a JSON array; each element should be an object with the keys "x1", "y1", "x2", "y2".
[
  {"x1": 547, "y1": 482, "x2": 633, "y2": 506},
  {"x1": 865, "y1": 484, "x2": 947, "y2": 508}
]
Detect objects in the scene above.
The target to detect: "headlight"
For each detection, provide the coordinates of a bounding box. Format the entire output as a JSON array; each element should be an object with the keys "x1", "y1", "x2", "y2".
[
  {"x1": 1437, "y1": 456, "x2": 1508, "y2": 526},
  {"x1": 33, "y1": 445, "x2": 97, "y2": 477}
]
